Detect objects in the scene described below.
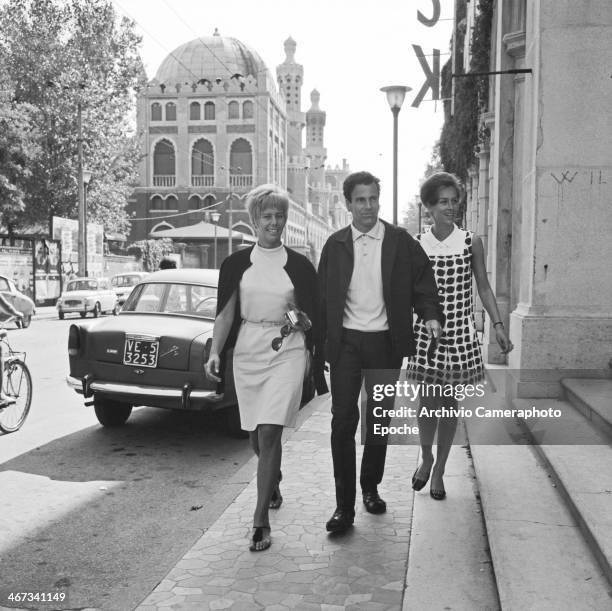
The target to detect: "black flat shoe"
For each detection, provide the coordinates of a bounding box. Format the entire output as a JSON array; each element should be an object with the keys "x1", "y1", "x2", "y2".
[
  {"x1": 326, "y1": 509, "x2": 354, "y2": 533},
  {"x1": 362, "y1": 491, "x2": 386, "y2": 514},
  {"x1": 411, "y1": 467, "x2": 431, "y2": 492}
]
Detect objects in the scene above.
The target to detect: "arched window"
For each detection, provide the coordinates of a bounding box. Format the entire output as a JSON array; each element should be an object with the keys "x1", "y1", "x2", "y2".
[
  {"x1": 204, "y1": 101, "x2": 215, "y2": 120},
  {"x1": 151, "y1": 103, "x2": 162, "y2": 121},
  {"x1": 165, "y1": 195, "x2": 178, "y2": 211},
  {"x1": 189, "y1": 102, "x2": 200, "y2": 120},
  {"x1": 243, "y1": 100, "x2": 253, "y2": 119},
  {"x1": 191, "y1": 139, "x2": 214, "y2": 187},
  {"x1": 165, "y1": 102, "x2": 176, "y2": 121},
  {"x1": 202, "y1": 194, "x2": 215, "y2": 210},
  {"x1": 188, "y1": 195, "x2": 200, "y2": 210},
  {"x1": 228, "y1": 101, "x2": 239, "y2": 120},
  {"x1": 150, "y1": 196, "x2": 163, "y2": 210},
  {"x1": 153, "y1": 139, "x2": 175, "y2": 186},
  {"x1": 229, "y1": 138, "x2": 253, "y2": 188},
  {"x1": 151, "y1": 221, "x2": 174, "y2": 232}
]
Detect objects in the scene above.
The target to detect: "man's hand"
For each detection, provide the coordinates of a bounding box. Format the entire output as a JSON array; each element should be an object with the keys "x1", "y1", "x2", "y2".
[
  {"x1": 424, "y1": 319, "x2": 442, "y2": 340},
  {"x1": 204, "y1": 353, "x2": 222, "y2": 383}
]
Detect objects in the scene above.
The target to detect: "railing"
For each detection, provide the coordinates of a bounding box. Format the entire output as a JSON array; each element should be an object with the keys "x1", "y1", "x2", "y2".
[
  {"x1": 192, "y1": 175, "x2": 215, "y2": 187},
  {"x1": 229, "y1": 174, "x2": 253, "y2": 188},
  {"x1": 152, "y1": 175, "x2": 176, "y2": 187}
]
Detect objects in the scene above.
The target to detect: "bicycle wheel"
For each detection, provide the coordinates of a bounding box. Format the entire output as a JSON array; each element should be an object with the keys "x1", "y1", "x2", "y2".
[{"x1": 0, "y1": 359, "x2": 32, "y2": 433}]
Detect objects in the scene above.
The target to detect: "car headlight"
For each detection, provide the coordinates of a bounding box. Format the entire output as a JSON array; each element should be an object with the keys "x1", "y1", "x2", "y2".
[{"x1": 56, "y1": 298, "x2": 62, "y2": 306}]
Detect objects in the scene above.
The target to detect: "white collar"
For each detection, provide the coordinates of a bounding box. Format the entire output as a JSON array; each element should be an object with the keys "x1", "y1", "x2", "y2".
[{"x1": 351, "y1": 220, "x2": 383, "y2": 242}]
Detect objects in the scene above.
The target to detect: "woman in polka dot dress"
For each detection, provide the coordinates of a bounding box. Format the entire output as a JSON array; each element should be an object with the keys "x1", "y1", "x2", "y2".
[{"x1": 408, "y1": 172, "x2": 513, "y2": 500}]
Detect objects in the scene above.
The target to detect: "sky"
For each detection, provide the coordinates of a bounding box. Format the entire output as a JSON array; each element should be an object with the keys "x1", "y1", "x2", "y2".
[{"x1": 112, "y1": 0, "x2": 454, "y2": 222}]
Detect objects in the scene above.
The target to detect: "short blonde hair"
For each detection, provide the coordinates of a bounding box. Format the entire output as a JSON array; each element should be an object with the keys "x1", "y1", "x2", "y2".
[{"x1": 246, "y1": 184, "x2": 289, "y2": 225}]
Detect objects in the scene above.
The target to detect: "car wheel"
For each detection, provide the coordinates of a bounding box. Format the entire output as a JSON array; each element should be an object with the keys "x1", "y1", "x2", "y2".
[
  {"x1": 20, "y1": 314, "x2": 32, "y2": 328},
  {"x1": 93, "y1": 397, "x2": 132, "y2": 427},
  {"x1": 59, "y1": 311, "x2": 65, "y2": 320},
  {"x1": 93, "y1": 302, "x2": 101, "y2": 318},
  {"x1": 223, "y1": 405, "x2": 249, "y2": 439},
  {"x1": 80, "y1": 312, "x2": 87, "y2": 318}
]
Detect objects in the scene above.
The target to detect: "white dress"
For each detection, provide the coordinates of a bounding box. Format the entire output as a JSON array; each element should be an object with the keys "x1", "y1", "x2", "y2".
[{"x1": 232, "y1": 244, "x2": 307, "y2": 431}]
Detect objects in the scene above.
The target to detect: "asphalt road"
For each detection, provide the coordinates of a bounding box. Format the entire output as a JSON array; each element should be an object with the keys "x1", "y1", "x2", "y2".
[{"x1": 0, "y1": 314, "x2": 254, "y2": 610}]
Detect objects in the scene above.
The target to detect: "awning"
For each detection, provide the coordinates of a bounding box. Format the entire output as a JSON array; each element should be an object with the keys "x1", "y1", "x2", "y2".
[{"x1": 149, "y1": 220, "x2": 256, "y2": 242}]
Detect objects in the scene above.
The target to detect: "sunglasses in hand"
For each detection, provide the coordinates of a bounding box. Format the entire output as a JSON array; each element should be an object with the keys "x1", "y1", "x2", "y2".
[
  {"x1": 427, "y1": 336, "x2": 438, "y2": 366},
  {"x1": 271, "y1": 324, "x2": 293, "y2": 351}
]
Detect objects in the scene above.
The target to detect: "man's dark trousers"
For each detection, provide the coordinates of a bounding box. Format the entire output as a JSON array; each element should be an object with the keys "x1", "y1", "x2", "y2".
[{"x1": 330, "y1": 328, "x2": 402, "y2": 514}]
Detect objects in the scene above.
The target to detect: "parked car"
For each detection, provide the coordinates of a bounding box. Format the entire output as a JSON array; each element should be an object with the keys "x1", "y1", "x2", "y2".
[
  {"x1": 57, "y1": 277, "x2": 118, "y2": 319},
  {"x1": 65, "y1": 269, "x2": 243, "y2": 436},
  {"x1": 0, "y1": 275, "x2": 36, "y2": 328},
  {"x1": 110, "y1": 271, "x2": 149, "y2": 308}
]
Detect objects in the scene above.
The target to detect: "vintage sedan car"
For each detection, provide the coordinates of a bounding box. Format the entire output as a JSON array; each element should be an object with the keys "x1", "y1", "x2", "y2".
[
  {"x1": 57, "y1": 277, "x2": 118, "y2": 319},
  {"x1": 65, "y1": 269, "x2": 243, "y2": 435},
  {"x1": 110, "y1": 271, "x2": 149, "y2": 308},
  {"x1": 0, "y1": 274, "x2": 36, "y2": 328}
]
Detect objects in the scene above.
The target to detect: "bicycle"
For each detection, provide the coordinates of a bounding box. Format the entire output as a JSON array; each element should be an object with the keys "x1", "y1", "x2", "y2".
[{"x1": 0, "y1": 315, "x2": 33, "y2": 434}]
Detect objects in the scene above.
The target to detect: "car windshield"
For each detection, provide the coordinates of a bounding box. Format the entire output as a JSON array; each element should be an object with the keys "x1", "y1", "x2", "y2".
[
  {"x1": 113, "y1": 275, "x2": 142, "y2": 287},
  {"x1": 122, "y1": 282, "x2": 218, "y2": 318},
  {"x1": 67, "y1": 280, "x2": 98, "y2": 291}
]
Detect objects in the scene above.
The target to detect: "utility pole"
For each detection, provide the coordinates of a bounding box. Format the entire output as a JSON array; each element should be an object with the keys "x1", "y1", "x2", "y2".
[{"x1": 77, "y1": 101, "x2": 86, "y2": 277}]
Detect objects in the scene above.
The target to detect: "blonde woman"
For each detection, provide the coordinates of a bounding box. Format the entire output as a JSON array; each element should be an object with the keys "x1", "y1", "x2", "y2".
[{"x1": 205, "y1": 184, "x2": 327, "y2": 551}]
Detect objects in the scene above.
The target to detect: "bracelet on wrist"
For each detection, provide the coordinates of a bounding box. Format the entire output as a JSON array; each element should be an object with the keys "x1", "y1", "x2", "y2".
[{"x1": 493, "y1": 321, "x2": 504, "y2": 328}]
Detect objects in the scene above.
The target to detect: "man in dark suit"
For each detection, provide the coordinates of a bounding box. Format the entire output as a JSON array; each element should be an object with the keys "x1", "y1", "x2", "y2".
[{"x1": 318, "y1": 171, "x2": 443, "y2": 532}]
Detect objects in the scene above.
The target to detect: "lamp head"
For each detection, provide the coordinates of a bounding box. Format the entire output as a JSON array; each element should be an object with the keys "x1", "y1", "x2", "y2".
[
  {"x1": 211, "y1": 211, "x2": 221, "y2": 223},
  {"x1": 380, "y1": 85, "x2": 412, "y2": 111},
  {"x1": 82, "y1": 168, "x2": 93, "y2": 185}
]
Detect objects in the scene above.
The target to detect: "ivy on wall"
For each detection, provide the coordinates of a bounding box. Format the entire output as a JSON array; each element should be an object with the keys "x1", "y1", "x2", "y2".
[{"x1": 438, "y1": 0, "x2": 494, "y2": 185}]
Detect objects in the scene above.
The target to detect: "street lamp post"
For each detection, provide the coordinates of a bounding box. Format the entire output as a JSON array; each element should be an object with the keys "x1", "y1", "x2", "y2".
[
  {"x1": 226, "y1": 193, "x2": 234, "y2": 255},
  {"x1": 380, "y1": 85, "x2": 411, "y2": 226},
  {"x1": 211, "y1": 211, "x2": 221, "y2": 268}
]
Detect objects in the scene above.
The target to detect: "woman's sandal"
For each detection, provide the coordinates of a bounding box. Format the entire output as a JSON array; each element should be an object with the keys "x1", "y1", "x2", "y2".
[
  {"x1": 430, "y1": 487, "x2": 446, "y2": 500},
  {"x1": 249, "y1": 526, "x2": 272, "y2": 552},
  {"x1": 269, "y1": 486, "x2": 283, "y2": 509},
  {"x1": 269, "y1": 470, "x2": 283, "y2": 509},
  {"x1": 411, "y1": 466, "x2": 431, "y2": 492}
]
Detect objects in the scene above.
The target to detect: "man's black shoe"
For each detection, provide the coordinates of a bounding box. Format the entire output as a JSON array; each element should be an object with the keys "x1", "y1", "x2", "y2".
[
  {"x1": 325, "y1": 509, "x2": 354, "y2": 532},
  {"x1": 362, "y1": 491, "x2": 387, "y2": 514}
]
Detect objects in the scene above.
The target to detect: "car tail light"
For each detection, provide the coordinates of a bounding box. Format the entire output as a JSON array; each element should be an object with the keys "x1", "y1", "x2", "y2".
[{"x1": 68, "y1": 324, "x2": 81, "y2": 356}]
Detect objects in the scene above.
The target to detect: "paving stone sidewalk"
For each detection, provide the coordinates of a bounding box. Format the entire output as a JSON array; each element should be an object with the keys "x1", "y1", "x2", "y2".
[{"x1": 137, "y1": 397, "x2": 419, "y2": 610}]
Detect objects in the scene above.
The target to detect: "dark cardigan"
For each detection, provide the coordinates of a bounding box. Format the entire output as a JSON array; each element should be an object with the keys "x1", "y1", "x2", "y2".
[{"x1": 216, "y1": 245, "x2": 328, "y2": 395}]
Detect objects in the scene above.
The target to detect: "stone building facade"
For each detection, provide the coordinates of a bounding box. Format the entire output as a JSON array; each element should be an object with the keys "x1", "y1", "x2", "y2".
[
  {"x1": 129, "y1": 31, "x2": 350, "y2": 265},
  {"x1": 459, "y1": 0, "x2": 612, "y2": 395}
]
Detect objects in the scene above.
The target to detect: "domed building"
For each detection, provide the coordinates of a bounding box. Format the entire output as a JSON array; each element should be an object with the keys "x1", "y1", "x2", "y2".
[{"x1": 129, "y1": 30, "x2": 350, "y2": 266}]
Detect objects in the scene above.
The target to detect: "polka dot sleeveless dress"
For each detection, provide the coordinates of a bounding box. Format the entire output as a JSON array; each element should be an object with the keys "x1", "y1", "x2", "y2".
[{"x1": 408, "y1": 226, "x2": 484, "y2": 385}]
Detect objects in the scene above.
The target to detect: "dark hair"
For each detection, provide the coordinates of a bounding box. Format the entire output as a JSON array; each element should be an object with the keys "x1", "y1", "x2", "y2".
[
  {"x1": 342, "y1": 171, "x2": 381, "y2": 202},
  {"x1": 420, "y1": 172, "x2": 463, "y2": 207},
  {"x1": 159, "y1": 257, "x2": 177, "y2": 269}
]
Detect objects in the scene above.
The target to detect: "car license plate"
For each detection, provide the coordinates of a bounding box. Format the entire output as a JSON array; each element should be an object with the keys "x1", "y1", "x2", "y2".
[{"x1": 123, "y1": 335, "x2": 159, "y2": 368}]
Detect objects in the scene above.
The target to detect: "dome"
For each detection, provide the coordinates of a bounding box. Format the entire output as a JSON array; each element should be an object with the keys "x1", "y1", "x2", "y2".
[{"x1": 155, "y1": 32, "x2": 268, "y2": 84}]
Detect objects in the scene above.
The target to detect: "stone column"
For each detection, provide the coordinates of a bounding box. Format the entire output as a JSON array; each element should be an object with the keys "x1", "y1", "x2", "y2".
[{"x1": 508, "y1": 0, "x2": 612, "y2": 397}]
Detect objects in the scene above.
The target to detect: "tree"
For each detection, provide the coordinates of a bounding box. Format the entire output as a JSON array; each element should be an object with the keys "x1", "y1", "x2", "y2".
[
  {"x1": 0, "y1": 89, "x2": 42, "y2": 233},
  {"x1": 0, "y1": 0, "x2": 146, "y2": 234},
  {"x1": 127, "y1": 238, "x2": 174, "y2": 272}
]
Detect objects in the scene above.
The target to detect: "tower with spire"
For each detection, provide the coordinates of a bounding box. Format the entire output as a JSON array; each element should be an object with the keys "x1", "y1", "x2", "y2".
[
  {"x1": 276, "y1": 37, "x2": 305, "y2": 157},
  {"x1": 305, "y1": 89, "x2": 328, "y2": 219}
]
